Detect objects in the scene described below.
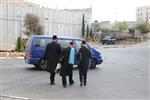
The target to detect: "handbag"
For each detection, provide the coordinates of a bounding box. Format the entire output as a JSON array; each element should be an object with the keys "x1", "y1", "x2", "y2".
[{"x1": 55, "y1": 63, "x2": 62, "y2": 73}]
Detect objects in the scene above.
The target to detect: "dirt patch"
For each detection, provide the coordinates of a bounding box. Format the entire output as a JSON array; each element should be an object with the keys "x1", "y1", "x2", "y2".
[{"x1": 0, "y1": 52, "x2": 24, "y2": 57}]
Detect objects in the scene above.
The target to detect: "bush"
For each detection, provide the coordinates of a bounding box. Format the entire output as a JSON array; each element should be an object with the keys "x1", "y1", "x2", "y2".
[
  {"x1": 136, "y1": 23, "x2": 150, "y2": 33},
  {"x1": 16, "y1": 37, "x2": 24, "y2": 52}
]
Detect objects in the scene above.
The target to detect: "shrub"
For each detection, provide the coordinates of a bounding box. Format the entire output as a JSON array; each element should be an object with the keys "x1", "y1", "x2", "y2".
[{"x1": 16, "y1": 37, "x2": 24, "y2": 52}]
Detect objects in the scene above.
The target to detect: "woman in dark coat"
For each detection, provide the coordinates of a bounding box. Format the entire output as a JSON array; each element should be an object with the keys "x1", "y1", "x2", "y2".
[
  {"x1": 77, "y1": 41, "x2": 91, "y2": 86},
  {"x1": 59, "y1": 42, "x2": 75, "y2": 87}
]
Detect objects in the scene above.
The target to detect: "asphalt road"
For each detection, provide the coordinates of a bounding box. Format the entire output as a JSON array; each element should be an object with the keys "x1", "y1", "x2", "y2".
[{"x1": 0, "y1": 45, "x2": 149, "y2": 100}]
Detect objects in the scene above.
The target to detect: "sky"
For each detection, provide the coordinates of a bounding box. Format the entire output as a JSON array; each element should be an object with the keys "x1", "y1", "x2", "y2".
[{"x1": 29, "y1": 0, "x2": 150, "y2": 22}]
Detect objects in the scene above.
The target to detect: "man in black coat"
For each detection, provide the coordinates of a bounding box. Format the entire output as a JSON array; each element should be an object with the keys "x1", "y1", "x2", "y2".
[
  {"x1": 59, "y1": 42, "x2": 75, "y2": 87},
  {"x1": 44, "y1": 35, "x2": 61, "y2": 85},
  {"x1": 77, "y1": 41, "x2": 91, "y2": 86}
]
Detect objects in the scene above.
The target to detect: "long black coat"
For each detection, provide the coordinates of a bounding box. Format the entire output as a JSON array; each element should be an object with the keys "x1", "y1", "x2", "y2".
[
  {"x1": 77, "y1": 46, "x2": 91, "y2": 75},
  {"x1": 44, "y1": 41, "x2": 61, "y2": 73},
  {"x1": 59, "y1": 47, "x2": 73, "y2": 76}
]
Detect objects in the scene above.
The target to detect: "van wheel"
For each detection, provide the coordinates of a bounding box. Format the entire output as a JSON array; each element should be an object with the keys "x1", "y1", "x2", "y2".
[
  {"x1": 34, "y1": 64, "x2": 41, "y2": 70},
  {"x1": 90, "y1": 59, "x2": 97, "y2": 69},
  {"x1": 39, "y1": 60, "x2": 47, "y2": 70}
]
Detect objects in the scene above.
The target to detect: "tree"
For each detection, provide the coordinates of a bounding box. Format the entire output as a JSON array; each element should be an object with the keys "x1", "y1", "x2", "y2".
[
  {"x1": 86, "y1": 24, "x2": 89, "y2": 37},
  {"x1": 16, "y1": 37, "x2": 24, "y2": 52},
  {"x1": 113, "y1": 22, "x2": 128, "y2": 32},
  {"x1": 95, "y1": 26, "x2": 101, "y2": 32},
  {"x1": 24, "y1": 13, "x2": 44, "y2": 36},
  {"x1": 81, "y1": 14, "x2": 85, "y2": 37},
  {"x1": 89, "y1": 28, "x2": 93, "y2": 37},
  {"x1": 136, "y1": 23, "x2": 150, "y2": 33},
  {"x1": 95, "y1": 26, "x2": 109, "y2": 32}
]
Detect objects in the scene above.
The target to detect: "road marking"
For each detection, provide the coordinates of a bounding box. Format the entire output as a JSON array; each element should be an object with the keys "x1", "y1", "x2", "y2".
[{"x1": 0, "y1": 95, "x2": 30, "y2": 100}]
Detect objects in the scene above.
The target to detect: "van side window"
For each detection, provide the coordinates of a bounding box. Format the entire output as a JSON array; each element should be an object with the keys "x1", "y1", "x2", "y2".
[
  {"x1": 76, "y1": 40, "x2": 89, "y2": 51},
  {"x1": 58, "y1": 40, "x2": 72, "y2": 48},
  {"x1": 75, "y1": 40, "x2": 81, "y2": 52},
  {"x1": 34, "y1": 38, "x2": 52, "y2": 47}
]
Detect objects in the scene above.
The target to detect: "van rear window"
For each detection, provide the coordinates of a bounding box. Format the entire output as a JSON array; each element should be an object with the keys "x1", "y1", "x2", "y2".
[{"x1": 34, "y1": 38, "x2": 52, "y2": 47}]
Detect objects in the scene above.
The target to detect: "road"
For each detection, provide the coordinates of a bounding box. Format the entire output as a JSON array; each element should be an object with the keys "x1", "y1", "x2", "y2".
[{"x1": 0, "y1": 45, "x2": 149, "y2": 100}]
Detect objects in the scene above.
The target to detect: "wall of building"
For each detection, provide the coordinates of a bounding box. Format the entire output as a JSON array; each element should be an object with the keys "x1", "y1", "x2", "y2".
[
  {"x1": 0, "y1": 1, "x2": 92, "y2": 50},
  {"x1": 136, "y1": 6, "x2": 150, "y2": 23}
]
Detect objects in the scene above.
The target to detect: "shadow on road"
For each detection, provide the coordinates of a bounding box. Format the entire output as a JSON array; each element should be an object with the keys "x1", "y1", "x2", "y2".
[
  {"x1": 25, "y1": 66, "x2": 101, "y2": 72},
  {"x1": 25, "y1": 67, "x2": 43, "y2": 71}
]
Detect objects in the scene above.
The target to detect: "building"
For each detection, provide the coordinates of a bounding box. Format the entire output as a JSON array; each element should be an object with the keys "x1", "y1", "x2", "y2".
[
  {"x1": 136, "y1": 6, "x2": 150, "y2": 23},
  {"x1": 0, "y1": 0, "x2": 92, "y2": 50}
]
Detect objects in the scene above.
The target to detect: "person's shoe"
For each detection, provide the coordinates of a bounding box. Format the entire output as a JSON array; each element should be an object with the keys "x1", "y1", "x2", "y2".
[
  {"x1": 84, "y1": 82, "x2": 86, "y2": 86},
  {"x1": 70, "y1": 81, "x2": 75, "y2": 85},
  {"x1": 80, "y1": 83, "x2": 83, "y2": 87},
  {"x1": 50, "y1": 82, "x2": 55, "y2": 85},
  {"x1": 63, "y1": 84, "x2": 67, "y2": 88}
]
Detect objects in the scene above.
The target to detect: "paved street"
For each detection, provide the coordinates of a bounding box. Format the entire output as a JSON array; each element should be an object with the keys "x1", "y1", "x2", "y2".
[{"x1": 0, "y1": 45, "x2": 149, "y2": 100}]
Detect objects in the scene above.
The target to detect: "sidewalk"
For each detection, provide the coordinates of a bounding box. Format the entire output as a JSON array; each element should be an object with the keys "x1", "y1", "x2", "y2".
[
  {"x1": 89, "y1": 40, "x2": 150, "y2": 49},
  {"x1": 0, "y1": 52, "x2": 24, "y2": 59}
]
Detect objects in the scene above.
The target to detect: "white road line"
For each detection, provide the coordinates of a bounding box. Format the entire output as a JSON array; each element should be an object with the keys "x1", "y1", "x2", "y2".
[{"x1": 0, "y1": 95, "x2": 30, "y2": 100}]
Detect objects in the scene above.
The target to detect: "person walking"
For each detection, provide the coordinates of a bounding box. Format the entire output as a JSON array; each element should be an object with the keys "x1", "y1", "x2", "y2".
[
  {"x1": 77, "y1": 41, "x2": 91, "y2": 86},
  {"x1": 58, "y1": 42, "x2": 75, "y2": 88},
  {"x1": 44, "y1": 35, "x2": 62, "y2": 85}
]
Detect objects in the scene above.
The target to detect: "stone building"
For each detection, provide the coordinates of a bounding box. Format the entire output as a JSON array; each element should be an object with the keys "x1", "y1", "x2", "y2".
[{"x1": 0, "y1": 0, "x2": 92, "y2": 50}]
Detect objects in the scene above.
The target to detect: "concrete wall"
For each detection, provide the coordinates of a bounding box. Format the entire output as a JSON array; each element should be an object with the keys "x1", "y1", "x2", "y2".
[{"x1": 0, "y1": 1, "x2": 92, "y2": 50}]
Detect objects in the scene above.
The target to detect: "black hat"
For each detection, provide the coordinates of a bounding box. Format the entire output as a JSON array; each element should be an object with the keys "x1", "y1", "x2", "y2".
[
  {"x1": 69, "y1": 42, "x2": 73, "y2": 45},
  {"x1": 81, "y1": 40, "x2": 86, "y2": 44},
  {"x1": 52, "y1": 35, "x2": 57, "y2": 40}
]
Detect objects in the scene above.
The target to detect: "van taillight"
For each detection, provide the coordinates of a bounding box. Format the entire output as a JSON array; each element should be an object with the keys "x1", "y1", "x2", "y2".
[{"x1": 27, "y1": 52, "x2": 32, "y2": 58}]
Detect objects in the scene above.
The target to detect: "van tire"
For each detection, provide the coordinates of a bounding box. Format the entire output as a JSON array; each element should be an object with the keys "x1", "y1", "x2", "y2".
[
  {"x1": 34, "y1": 64, "x2": 41, "y2": 70},
  {"x1": 90, "y1": 59, "x2": 97, "y2": 69},
  {"x1": 38, "y1": 60, "x2": 47, "y2": 70}
]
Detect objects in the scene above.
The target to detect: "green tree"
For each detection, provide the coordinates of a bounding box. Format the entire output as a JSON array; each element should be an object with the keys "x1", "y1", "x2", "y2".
[
  {"x1": 95, "y1": 26, "x2": 109, "y2": 32},
  {"x1": 90, "y1": 28, "x2": 93, "y2": 37},
  {"x1": 136, "y1": 23, "x2": 150, "y2": 33},
  {"x1": 113, "y1": 22, "x2": 128, "y2": 32},
  {"x1": 81, "y1": 14, "x2": 85, "y2": 37},
  {"x1": 86, "y1": 24, "x2": 89, "y2": 37},
  {"x1": 16, "y1": 37, "x2": 24, "y2": 52},
  {"x1": 24, "y1": 13, "x2": 44, "y2": 36},
  {"x1": 95, "y1": 26, "x2": 101, "y2": 32}
]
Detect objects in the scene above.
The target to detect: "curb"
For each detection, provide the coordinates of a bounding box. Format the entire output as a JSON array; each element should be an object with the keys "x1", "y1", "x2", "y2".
[
  {"x1": 0, "y1": 57, "x2": 24, "y2": 59},
  {"x1": 0, "y1": 95, "x2": 30, "y2": 100},
  {"x1": 102, "y1": 45, "x2": 134, "y2": 49}
]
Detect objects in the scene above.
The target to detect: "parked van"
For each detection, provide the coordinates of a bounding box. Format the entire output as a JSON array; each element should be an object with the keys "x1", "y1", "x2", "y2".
[{"x1": 25, "y1": 35, "x2": 103, "y2": 69}]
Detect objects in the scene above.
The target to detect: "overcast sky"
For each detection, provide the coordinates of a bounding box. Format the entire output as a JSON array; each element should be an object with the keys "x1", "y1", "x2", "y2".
[{"x1": 29, "y1": 0, "x2": 150, "y2": 22}]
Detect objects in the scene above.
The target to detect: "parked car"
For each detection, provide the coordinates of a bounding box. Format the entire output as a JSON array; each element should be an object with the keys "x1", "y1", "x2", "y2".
[
  {"x1": 102, "y1": 36, "x2": 116, "y2": 45},
  {"x1": 25, "y1": 35, "x2": 103, "y2": 69}
]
